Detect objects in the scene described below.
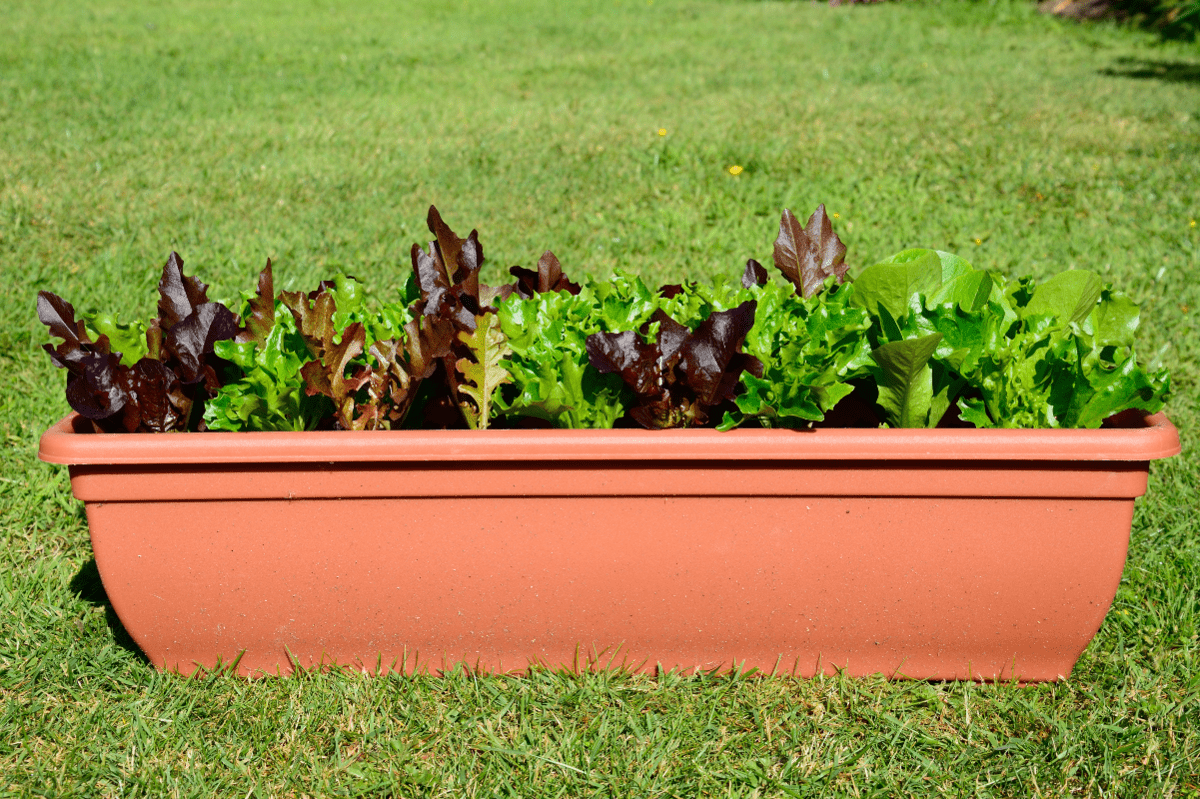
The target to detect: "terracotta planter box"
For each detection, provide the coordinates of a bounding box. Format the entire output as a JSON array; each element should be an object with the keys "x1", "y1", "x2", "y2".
[{"x1": 39, "y1": 412, "x2": 1180, "y2": 681}]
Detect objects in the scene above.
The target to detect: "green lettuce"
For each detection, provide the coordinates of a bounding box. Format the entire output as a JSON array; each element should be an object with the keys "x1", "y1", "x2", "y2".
[
  {"x1": 495, "y1": 271, "x2": 658, "y2": 429},
  {"x1": 205, "y1": 305, "x2": 331, "y2": 432},
  {"x1": 851, "y1": 249, "x2": 1170, "y2": 428}
]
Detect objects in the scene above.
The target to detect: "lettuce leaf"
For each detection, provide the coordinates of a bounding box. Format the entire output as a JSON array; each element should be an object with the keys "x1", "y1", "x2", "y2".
[
  {"x1": 773, "y1": 206, "x2": 851, "y2": 298},
  {"x1": 723, "y1": 279, "x2": 872, "y2": 429},
  {"x1": 455, "y1": 313, "x2": 511, "y2": 430},
  {"x1": 206, "y1": 307, "x2": 332, "y2": 432}
]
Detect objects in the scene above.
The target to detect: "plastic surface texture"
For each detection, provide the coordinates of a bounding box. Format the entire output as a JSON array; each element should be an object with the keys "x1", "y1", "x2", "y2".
[{"x1": 40, "y1": 412, "x2": 1181, "y2": 681}]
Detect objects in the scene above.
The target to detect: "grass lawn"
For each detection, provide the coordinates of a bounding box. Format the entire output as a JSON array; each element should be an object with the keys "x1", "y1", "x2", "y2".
[{"x1": 2, "y1": 0, "x2": 1199, "y2": 794}]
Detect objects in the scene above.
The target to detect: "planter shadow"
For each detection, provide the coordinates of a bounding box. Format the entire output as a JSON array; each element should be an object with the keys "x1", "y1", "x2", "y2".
[
  {"x1": 68, "y1": 558, "x2": 151, "y2": 667},
  {"x1": 1098, "y1": 56, "x2": 1200, "y2": 84},
  {"x1": 41, "y1": 412, "x2": 1181, "y2": 682}
]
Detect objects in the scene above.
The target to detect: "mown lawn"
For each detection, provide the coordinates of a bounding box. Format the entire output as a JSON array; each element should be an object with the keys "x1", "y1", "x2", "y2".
[{"x1": 2, "y1": 0, "x2": 1198, "y2": 795}]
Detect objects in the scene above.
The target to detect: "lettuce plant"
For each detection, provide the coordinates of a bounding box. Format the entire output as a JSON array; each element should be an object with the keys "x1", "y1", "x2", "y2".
[
  {"x1": 850, "y1": 249, "x2": 1170, "y2": 428},
  {"x1": 204, "y1": 263, "x2": 331, "y2": 432},
  {"x1": 38, "y1": 205, "x2": 1170, "y2": 433},
  {"x1": 586, "y1": 301, "x2": 762, "y2": 429},
  {"x1": 38, "y1": 253, "x2": 239, "y2": 432},
  {"x1": 655, "y1": 208, "x2": 873, "y2": 430},
  {"x1": 494, "y1": 268, "x2": 656, "y2": 429}
]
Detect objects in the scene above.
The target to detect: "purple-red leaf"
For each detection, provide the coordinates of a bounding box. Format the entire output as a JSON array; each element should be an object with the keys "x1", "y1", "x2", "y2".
[
  {"x1": 300, "y1": 321, "x2": 371, "y2": 430},
  {"x1": 64, "y1": 352, "x2": 129, "y2": 421},
  {"x1": 403, "y1": 315, "x2": 456, "y2": 381},
  {"x1": 586, "y1": 330, "x2": 661, "y2": 396},
  {"x1": 363, "y1": 339, "x2": 410, "y2": 427},
  {"x1": 37, "y1": 291, "x2": 112, "y2": 371},
  {"x1": 157, "y1": 252, "x2": 211, "y2": 330},
  {"x1": 283, "y1": 286, "x2": 365, "y2": 428},
  {"x1": 678, "y1": 301, "x2": 760, "y2": 404},
  {"x1": 773, "y1": 206, "x2": 848, "y2": 298},
  {"x1": 236, "y1": 259, "x2": 275, "y2": 346},
  {"x1": 37, "y1": 292, "x2": 94, "y2": 351},
  {"x1": 646, "y1": 310, "x2": 689, "y2": 370},
  {"x1": 411, "y1": 241, "x2": 478, "y2": 331},
  {"x1": 588, "y1": 303, "x2": 760, "y2": 428},
  {"x1": 281, "y1": 290, "x2": 337, "y2": 358},
  {"x1": 428, "y1": 206, "x2": 475, "y2": 286},
  {"x1": 804, "y1": 205, "x2": 849, "y2": 281},
  {"x1": 412, "y1": 207, "x2": 499, "y2": 327},
  {"x1": 124, "y1": 358, "x2": 186, "y2": 433},
  {"x1": 164, "y1": 302, "x2": 239, "y2": 383},
  {"x1": 510, "y1": 251, "x2": 581, "y2": 299},
  {"x1": 412, "y1": 241, "x2": 452, "y2": 317},
  {"x1": 426, "y1": 205, "x2": 485, "y2": 306},
  {"x1": 742, "y1": 259, "x2": 769, "y2": 289}
]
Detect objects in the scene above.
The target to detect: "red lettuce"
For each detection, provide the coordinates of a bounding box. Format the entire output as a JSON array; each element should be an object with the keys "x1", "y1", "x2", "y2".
[
  {"x1": 280, "y1": 280, "x2": 455, "y2": 431},
  {"x1": 773, "y1": 205, "x2": 850, "y2": 298},
  {"x1": 586, "y1": 302, "x2": 762, "y2": 428},
  {"x1": 510, "y1": 251, "x2": 581, "y2": 299},
  {"x1": 408, "y1": 206, "x2": 520, "y2": 428},
  {"x1": 38, "y1": 252, "x2": 238, "y2": 432}
]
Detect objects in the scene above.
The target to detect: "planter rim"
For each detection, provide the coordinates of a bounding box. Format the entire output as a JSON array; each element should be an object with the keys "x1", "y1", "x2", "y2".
[{"x1": 39, "y1": 411, "x2": 1180, "y2": 466}]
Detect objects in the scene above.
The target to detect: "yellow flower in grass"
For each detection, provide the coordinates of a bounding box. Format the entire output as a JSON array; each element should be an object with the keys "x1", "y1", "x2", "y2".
[
  {"x1": 657, "y1": 128, "x2": 668, "y2": 136},
  {"x1": 728, "y1": 165, "x2": 743, "y2": 176}
]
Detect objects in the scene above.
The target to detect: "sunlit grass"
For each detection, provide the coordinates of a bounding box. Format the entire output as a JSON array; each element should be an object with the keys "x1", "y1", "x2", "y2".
[{"x1": 2, "y1": 0, "x2": 1198, "y2": 794}]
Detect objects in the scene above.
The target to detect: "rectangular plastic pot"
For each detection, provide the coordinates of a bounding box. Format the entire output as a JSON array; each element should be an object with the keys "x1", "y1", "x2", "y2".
[{"x1": 39, "y1": 412, "x2": 1180, "y2": 681}]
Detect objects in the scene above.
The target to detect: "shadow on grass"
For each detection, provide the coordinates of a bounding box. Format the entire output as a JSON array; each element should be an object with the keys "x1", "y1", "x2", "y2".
[
  {"x1": 69, "y1": 558, "x2": 151, "y2": 667},
  {"x1": 1099, "y1": 57, "x2": 1200, "y2": 84}
]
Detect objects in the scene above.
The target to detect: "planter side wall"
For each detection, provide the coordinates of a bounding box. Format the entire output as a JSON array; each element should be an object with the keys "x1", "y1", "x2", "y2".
[
  {"x1": 81, "y1": 463, "x2": 1137, "y2": 681},
  {"x1": 44, "y1": 413, "x2": 1179, "y2": 681}
]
